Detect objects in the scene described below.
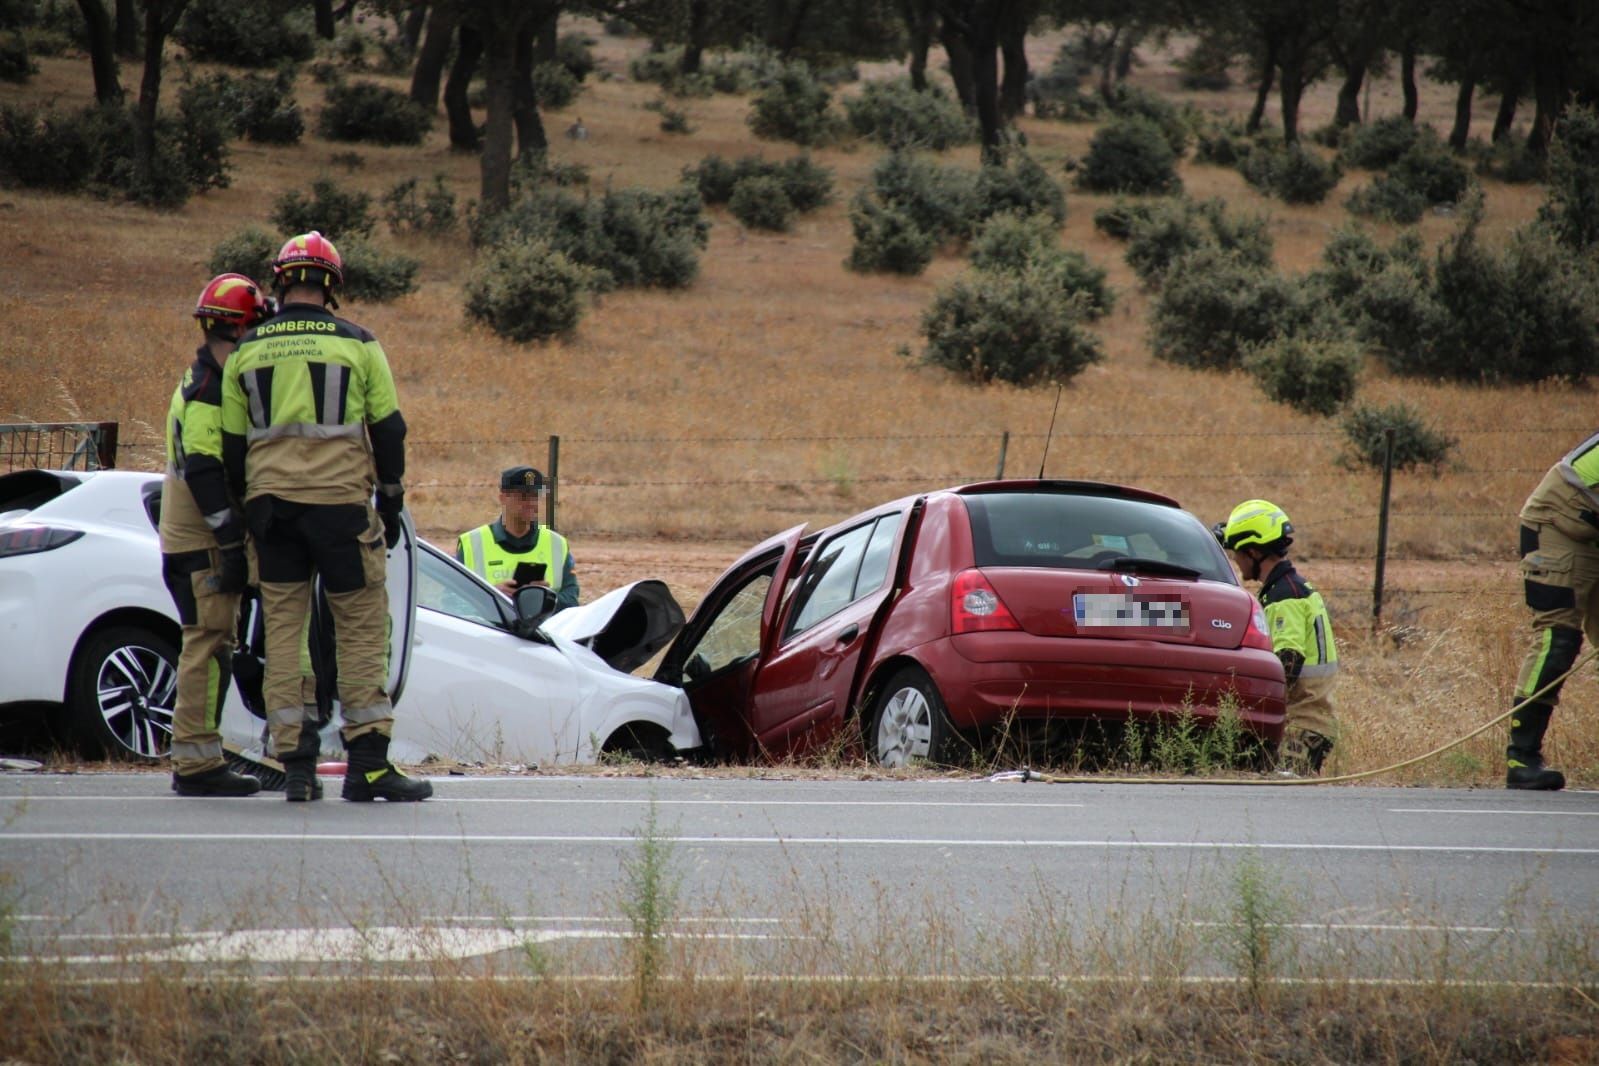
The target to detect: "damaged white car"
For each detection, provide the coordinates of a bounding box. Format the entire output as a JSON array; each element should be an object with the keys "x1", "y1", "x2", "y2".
[{"x1": 0, "y1": 468, "x2": 700, "y2": 766}]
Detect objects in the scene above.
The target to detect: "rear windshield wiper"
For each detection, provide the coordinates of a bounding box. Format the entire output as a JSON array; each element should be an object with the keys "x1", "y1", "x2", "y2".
[{"x1": 1101, "y1": 556, "x2": 1202, "y2": 579}]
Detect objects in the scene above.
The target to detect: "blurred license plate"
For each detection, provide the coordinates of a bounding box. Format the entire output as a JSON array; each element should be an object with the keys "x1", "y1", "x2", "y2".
[{"x1": 1074, "y1": 594, "x2": 1187, "y2": 628}]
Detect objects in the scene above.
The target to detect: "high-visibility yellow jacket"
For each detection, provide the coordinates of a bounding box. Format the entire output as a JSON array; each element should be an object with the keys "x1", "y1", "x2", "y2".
[
  {"x1": 457, "y1": 521, "x2": 578, "y2": 610},
  {"x1": 1258, "y1": 560, "x2": 1338, "y2": 685},
  {"x1": 160, "y1": 345, "x2": 239, "y2": 554}
]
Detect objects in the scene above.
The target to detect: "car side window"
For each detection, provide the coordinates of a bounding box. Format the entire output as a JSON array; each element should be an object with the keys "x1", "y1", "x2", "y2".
[
  {"x1": 418, "y1": 549, "x2": 508, "y2": 629},
  {"x1": 785, "y1": 521, "x2": 875, "y2": 638},
  {"x1": 691, "y1": 570, "x2": 773, "y2": 674},
  {"x1": 853, "y1": 513, "x2": 902, "y2": 599}
]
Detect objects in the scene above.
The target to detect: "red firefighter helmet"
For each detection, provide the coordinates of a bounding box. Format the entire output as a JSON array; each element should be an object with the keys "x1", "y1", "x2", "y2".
[
  {"x1": 194, "y1": 273, "x2": 270, "y2": 336},
  {"x1": 272, "y1": 231, "x2": 344, "y2": 289}
]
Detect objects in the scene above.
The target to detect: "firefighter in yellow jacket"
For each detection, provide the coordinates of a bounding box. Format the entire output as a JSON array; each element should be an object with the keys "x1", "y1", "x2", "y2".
[
  {"x1": 456, "y1": 466, "x2": 579, "y2": 609},
  {"x1": 1503, "y1": 435, "x2": 1599, "y2": 791},
  {"x1": 160, "y1": 274, "x2": 272, "y2": 797},
  {"x1": 221, "y1": 232, "x2": 430, "y2": 803},
  {"x1": 1220, "y1": 500, "x2": 1339, "y2": 774}
]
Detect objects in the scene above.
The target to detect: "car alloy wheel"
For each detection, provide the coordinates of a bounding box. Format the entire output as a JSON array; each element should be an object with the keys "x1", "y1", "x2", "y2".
[
  {"x1": 870, "y1": 666, "x2": 951, "y2": 768},
  {"x1": 67, "y1": 626, "x2": 178, "y2": 760}
]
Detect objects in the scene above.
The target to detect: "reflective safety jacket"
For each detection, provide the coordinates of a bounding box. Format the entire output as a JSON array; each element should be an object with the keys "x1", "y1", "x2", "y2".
[
  {"x1": 1258, "y1": 560, "x2": 1338, "y2": 686},
  {"x1": 1557, "y1": 429, "x2": 1599, "y2": 511},
  {"x1": 219, "y1": 302, "x2": 406, "y2": 506},
  {"x1": 160, "y1": 345, "x2": 240, "y2": 554},
  {"x1": 457, "y1": 522, "x2": 578, "y2": 609}
]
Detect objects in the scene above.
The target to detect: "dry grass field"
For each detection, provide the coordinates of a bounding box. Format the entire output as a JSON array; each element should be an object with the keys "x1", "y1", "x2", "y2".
[{"x1": 0, "y1": 21, "x2": 1594, "y2": 788}]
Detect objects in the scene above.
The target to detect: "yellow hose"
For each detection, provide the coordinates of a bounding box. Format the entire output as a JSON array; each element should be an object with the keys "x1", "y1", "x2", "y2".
[{"x1": 989, "y1": 647, "x2": 1599, "y2": 787}]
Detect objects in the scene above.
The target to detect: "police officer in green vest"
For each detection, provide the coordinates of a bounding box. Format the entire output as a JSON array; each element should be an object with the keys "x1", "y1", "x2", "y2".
[
  {"x1": 1220, "y1": 499, "x2": 1340, "y2": 775},
  {"x1": 456, "y1": 466, "x2": 579, "y2": 610},
  {"x1": 1506, "y1": 433, "x2": 1599, "y2": 791}
]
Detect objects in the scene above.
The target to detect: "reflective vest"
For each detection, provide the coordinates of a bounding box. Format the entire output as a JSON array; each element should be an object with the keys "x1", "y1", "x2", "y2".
[
  {"x1": 458, "y1": 524, "x2": 569, "y2": 588},
  {"x1": 1259, "y1": 561, "x2": 1338, "y2": 681},
  {"x1": 1558, "y1": 429, "x2": 1599, "y2": 509}
]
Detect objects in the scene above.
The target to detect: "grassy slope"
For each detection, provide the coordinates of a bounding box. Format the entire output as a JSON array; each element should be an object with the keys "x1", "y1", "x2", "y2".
[{"x1": 0, "y1": 24, "x2": 1592, "y2": 786}]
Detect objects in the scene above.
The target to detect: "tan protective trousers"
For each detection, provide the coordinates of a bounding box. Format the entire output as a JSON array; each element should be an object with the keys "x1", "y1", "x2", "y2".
[
  {"x1": 1285, "y1": 672, "x2": 1338, "y2": 742},
  {"x1": 1514, "y1": 468, "x2": 1599, "y2": 707},
  {"x1": 168, "y1": 551, "x2": 238, "y2": 775}
]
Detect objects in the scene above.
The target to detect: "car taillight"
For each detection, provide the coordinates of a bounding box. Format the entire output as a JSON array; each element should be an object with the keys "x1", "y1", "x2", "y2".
[
  {"x1": 951, "y1": 569, "x2": 1020, "y2": 634},
  {"x1": 1241, "y1": 601, "x2": 1274, "y2": 651},
  {"x1": 0, "y1": 526, "x2": 84, "y2": 558}
]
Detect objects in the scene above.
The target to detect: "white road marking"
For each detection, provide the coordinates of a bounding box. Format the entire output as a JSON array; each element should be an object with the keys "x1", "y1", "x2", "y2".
[
  {"x1": 1187, "y1": 921, "x2": 1518, "y2": 934},
  {"x1": 0, "y1": 796, "x2": 1085, "y2": 809},
  {"x1": 1387, "y1": 808, "x2": 1599, "y2": 817},
  {"x1": 4, "y1": 832, "x2": 1597, "y2": 855}
]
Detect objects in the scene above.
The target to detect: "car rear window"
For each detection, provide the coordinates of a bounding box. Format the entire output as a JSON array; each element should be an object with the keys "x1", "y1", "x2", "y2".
[{"x1": 963, "y1": 491, "x2": 1234, "y2": 582}]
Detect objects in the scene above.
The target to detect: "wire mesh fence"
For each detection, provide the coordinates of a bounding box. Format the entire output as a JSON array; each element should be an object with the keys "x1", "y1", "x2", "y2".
[{"x1": 0, "y1": 422, "x2": 119, "y2": 473}]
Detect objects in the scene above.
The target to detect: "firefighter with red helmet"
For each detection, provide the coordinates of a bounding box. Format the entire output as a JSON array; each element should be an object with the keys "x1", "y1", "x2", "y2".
[
  {"x1": 162, "y1": 274, "x2": 273, "y2": 797},
  {"x1": 220, "y1": 232, "x2": 430, "y2": 803}
]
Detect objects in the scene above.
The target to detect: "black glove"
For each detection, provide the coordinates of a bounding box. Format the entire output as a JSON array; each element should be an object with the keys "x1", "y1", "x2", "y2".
[
  {"x1": 212, "y1": 543, "x2": 248, "y2": 595},
  {"x1": 376, "y1": 485, "x2": 404, "y2": 550}
]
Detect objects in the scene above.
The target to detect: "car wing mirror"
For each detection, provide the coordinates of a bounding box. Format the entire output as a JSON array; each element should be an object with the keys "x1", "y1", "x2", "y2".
[{"x1": 512, "y1": 585, "x2": 556, "y2": 638}]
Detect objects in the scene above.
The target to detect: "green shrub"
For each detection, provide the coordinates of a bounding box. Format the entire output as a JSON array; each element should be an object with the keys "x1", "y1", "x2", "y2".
[
  {"x1": 969, "y1": 212, "x2": 1057, "y2": 272},
  {"x1": 1388, "y1": 138, "x2": 1471, "y2": 204},
  {"x1": 1029, "y1": 45, "x2": 1095, "y2": 119},
  {"x1": 846, "y1": 195, "x2": 935, "y2": 275},
  {"x1": 207, "y1": 227, "x2": 276, "y2": 282},
  {"x1": 1240, "y1": 143, "x2": 1341, "y2": 204},
  {"x1": 1346, "y1": 176, "x2": 1427, "y2": 223},
  {"x1": 1339, "y1": 402, "x2": 1457, "y2": 472},
  {"x1": 1149, "y1": 249, "x2": 1301, "y2": 370},
  {"x1": 179, "y1": 67, "x2": 303, "y2": 145},
  {"x1": 865, "y1": 151, "x2": 980, "y2": 244},
  {"x1": 271, "y1": 178, "x2": 375, "y2": 240},
  {"x1": 1178, "y1": 35, "x2": 1232, "y2": 90},
  {"x1": 339, "y1": 239, "x2": 419, "y2": 302},
  {"x1": 1125, "y1": 197, "x2": 1273, "y2": 286},
  {"x1": 844, "y1": 77, "x2": 972, "y2": 150},
  {"x1": 645, "y1": 97, "x2": 693, "y2": 134},
  {"x1": 1034, "y1": 248, "x2": 1115, "y2": 319},
  {"x1": 1539, "y1": 104, "x2": 1599, "y2": 252},
  {"x1": 0, "y1": 104, "x2": 98, "y2": 191},
  {"x1": 382, "y1": 175, "x2": 457, "y2": 235},
  {"x1": 478, "y1": 184, "x2": 708, "y2": 291},
  {"x1": 1244, "y1": 336, "x2": 1362, "y2": 415},
  {"x1": 557, "y1": 33, "x2": 596, "y2": 82},
  {"x1": 1471, "y1": 137, "x2": 1546, "y2": 184},
  {"x1": 977, "y1": 152, "x2": 1066, "y2": 226},
  {"x1": 1194, "y1": 123, "x2": 1256, "y2": 167},
  {"x1": 1339, "y1": 115, "x2": 1421, "y2": 170},
  {"x1": 686, "y1": 153, "x2": 833, "y2": 212},
  {"x1": 1308, "y1": 225, "x2": 1425, "y2": 306},
  {"x1": 532, "y1": 61, "x2": 581, "y2": 110},
  {"x1": 1106, "y1": 84, "x2": 1191, "y2": 155},
  {"x1": 1092, "y1": 198, "x2": 1157, "y2": 240},
  {"x1": 464, "y1": 239, "x2": 591, "y2": 342},
  {"x1": 1350, "y1": 260, "x2": 1440, "y2": 360},
  {"x1": 175, "y1": 0, "x2": 314, "y2": 67},
  {"x1": 1077, "y1": 116, "x2": 1181, "y2": 194},
  {"x1": 318, "y1": 81, "x2": 432, "y2": 145},
  {"x1": 629, "y1": 46, "x2": 680, "y2": 86},
  {"x1": 728, "y1": 175, "x2": 794, "y2": 231},
  {"x1": 919, "y1": 269, "x2": 1103, "y2": 385},
  {"x1": 748, "y1": 60, "x2": 839, "y2": 146},
  {"x1": 0, "y1": 30, "x2": 35, "y2": 82}
]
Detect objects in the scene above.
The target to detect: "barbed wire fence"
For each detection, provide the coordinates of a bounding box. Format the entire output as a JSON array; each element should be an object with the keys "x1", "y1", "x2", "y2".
[{"x1": 13, "y1": 420, "x2": 1588, "y2": 627}]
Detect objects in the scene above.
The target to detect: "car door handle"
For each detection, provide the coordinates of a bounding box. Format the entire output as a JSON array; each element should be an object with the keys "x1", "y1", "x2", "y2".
[{"x1": 836, "y1": 624, "x2": 859, "y2": 645}]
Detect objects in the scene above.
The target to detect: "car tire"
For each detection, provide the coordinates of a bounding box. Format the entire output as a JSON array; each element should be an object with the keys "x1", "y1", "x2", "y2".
[
  {"x1": 65, "y1": 625, "x2": 178, "y2": 762},
  {"x1": 868, "y1": 666, "x2": 956, "y2": 768}
]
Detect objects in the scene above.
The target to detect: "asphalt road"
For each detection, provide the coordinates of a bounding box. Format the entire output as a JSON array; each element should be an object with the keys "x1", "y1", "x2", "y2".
[{"x1": 3, "y1": 772, "x2": 1596, "y2": 980}]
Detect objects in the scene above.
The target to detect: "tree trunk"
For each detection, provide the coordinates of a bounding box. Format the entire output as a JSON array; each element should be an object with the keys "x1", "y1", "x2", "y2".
[
  {"x1": 973, "y1": 38, "x2": 1003, "y2": 163},
  {"x1": 513, "y1": 24, "x2": 546, "y2": 160},
  {"x1": 534, "y1": 8, "x2": 557, "y2": 64},
  {"x1": 1334, "y1": 60, "x2": 1365, "y2": 127},
  {"x1": 481, "y1": 25, "x2": 518, "y2": 213},
  {"x1": 76, "y1": 0, "x2": 122, "y2": 105},
  {"x1": 1492, "y1": 85, "x2": 1519, "y2": 143},
  {"x1": 901, "y1": 0, "x2": 931, "y2": 91},
  {"x1": 1400, "y1": 38, "x2": 1418, "y2": 120},
  {"x1": 114, "y1": 0, "x2": 137, "y2": 56},
  {"x1": 402, "y1": 2, "x2": 428, "y2": 53},
  {"x1": 313, "y1": 0, "x2": 335, "y2": 39},
  {"x1": 1097, "y1": 24, "x2": 1120, "y2": 100},
  {"x1": 1279, "y1": 60, "x2": 1304, "y2": 143},
  {"x1": 777, "y1": 0, "x2": 813, "y2": 57},
  {"x1": 999, "y1": 19, "x2": 1027, "y2": 120},
  {"x1": 1448, "y1": 78, "x2": 1474, "y2": 150},
  {"x1": 135, "y1": 0, "x2": 185, "y2": 190},
  {"x1": 1528, "y1": 70, "x2": 1562, "y2": 156},
  {"x1": 1246, "y1": 45, "x2": 1276, "y2": 134},
  {"x1": 681, "y1": 0, "x2": 708, "y2": 74},
  {"x1": 939, "y1": 22, "x2": 975, "y2": 111},
  {"x1": 445, "y1": 24, "x2": 483, "y2": 152},
  {"x1": 411, "y1": 6, "x2": 454, "y2": 110}
]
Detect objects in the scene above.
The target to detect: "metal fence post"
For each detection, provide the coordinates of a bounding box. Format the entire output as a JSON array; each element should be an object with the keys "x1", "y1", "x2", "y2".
[
  {"x1": 995, "y1": 430, "x2": 1009, "y2": 479},
  {"x1": 1372, "y1": 427, "x2": 1395, "y2": 630},
  {"x1": 546, "y1": 434, "x2": 560, "y2": 532},
  {"x1": 95, "y1": 421, "x2": 118, "y2": 469}
]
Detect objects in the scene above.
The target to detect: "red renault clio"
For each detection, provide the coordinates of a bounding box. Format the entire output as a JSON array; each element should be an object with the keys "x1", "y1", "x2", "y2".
[{"x1": 656, "y1": 480, "x2": 1287, "y2": 765}]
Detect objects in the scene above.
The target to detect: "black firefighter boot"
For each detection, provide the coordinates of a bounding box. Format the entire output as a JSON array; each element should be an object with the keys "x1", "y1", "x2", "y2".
[
  {"x1": 282, "y1": 715, "x2": 323, "y2": 802},
  {"x1": 172, "y1": 764, "x2": 262, "y2": 797},
  {"x1": 1506, "y1": 702, "x2": 1566, "y2": 791},
  {"x1": 342, "y1": 732, "x2": 433, "y2": 802}
]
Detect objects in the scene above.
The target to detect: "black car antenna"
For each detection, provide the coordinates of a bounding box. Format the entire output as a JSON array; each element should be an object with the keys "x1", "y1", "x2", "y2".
[{"x1": 1037, "y1": 383, "x2": 1063, "y2": 478}]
